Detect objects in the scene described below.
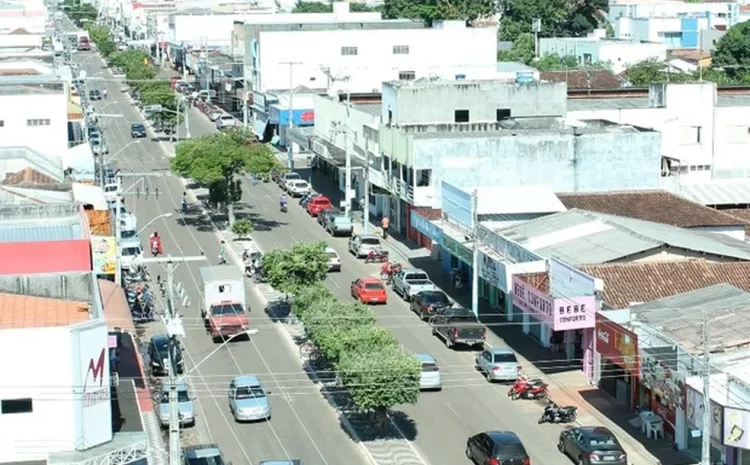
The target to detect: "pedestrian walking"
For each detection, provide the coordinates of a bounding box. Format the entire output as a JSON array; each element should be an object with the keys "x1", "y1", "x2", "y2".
[
  {"x1": 145, "y1": 186, "x2": 149, "y2": 199},
  {"x1": 380, "y1": 215, "x2": 390, "y2": 239}
]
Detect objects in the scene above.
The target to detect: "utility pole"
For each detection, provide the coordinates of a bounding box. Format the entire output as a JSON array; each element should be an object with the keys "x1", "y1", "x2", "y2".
[
  {"x1": 142, "y1": 255, "x2": 206, "y2": 465},
  {"x1": 114, "y1": 174, "x2": 123, "y2": 285},
  {"x1": 702, "y1": 318, "x2": 711, "y2": 465},
  {"x1": 242, "y1": 65, "x2": 249, "y2": 129},
  {"x1": 280, "y1": 61, "x2": 302, "y2": 170},
  {"x1": 532, "y1": 19, "x2": 541, "y2": 59},
  {"x1": 344, "y1": 90, "x2": 352, "y2": 217},
  {"x1": 471, "y1": 189, "x2": 479, "y2": 318},
  {"x1": 363, "y1": 148, "x2": 370, "y2": 233}
]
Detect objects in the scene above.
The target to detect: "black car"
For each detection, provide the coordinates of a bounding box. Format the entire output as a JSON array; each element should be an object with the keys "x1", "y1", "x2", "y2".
[
  {"x1": 89, "y1": 89, "x2": 102, "y2": 100},
  {"x1": 87, "y1": 125, "x2": 101, "y2": 140},
  {"x1": 130, "y1": 123, "x2": 147, "y2": 138},
  {"x1": 466, "y1": 431, "x2": 530, "y2": 465},
  {"x1": 558, "y1": 427, "x2": 627, "y2": 465},
  {"x1": 148, "y1": 334, "x2": 184, "y2": 376},
  {"x1": 317, "y1": 207, "x2": 336, "y2": 227},
  {"x1": 183, "y1": 444, "x2": 226, "y2": 465},
  {"x1": 410, "y1": 290, "x2": 452, "y2": 320}
]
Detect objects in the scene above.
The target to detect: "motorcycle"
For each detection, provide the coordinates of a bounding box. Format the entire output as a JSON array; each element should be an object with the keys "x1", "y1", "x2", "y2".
[
  {"x1": 508, "y1": 376, "x2": 549, "y2": 400},
  {"x1": 280, "y1": 202, "x2": 288, "y2": 213},
  {"x1": 150, "y1": 240, "x2": 160, "y2": 257},
  {"x1": 538, "y1": 401, "x2": 577, "y2": 424},
  {"x1": 365, "y1": 249, "x2": 390, "y2": 264},
  {"x1": 379, "y1": 261, "x2": 402, "y2": 282}
]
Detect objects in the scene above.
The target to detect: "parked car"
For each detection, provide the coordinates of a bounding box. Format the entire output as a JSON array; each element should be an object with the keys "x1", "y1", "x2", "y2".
[
  {"x1": 325, "y1": 247, "x2": 341, "y2": 272},
  {"x1": 90, "y1": 137, "x2": 109, "y2": 154},
  {"x1": 130, "y1": 122, "x2": 147, "y2": 138},
  {"x1": 286, "y1": 180, "x2": 311, "y2": 197},
  {"x1": 120, "y1": 239, "x2": 144, "y2": 271},
  {"x1": 348, "y1": 234, "x2": 382, "y2": 258},
  {"x1": 392, "y1": 268, "x2": 436, "y2": 302},
  {"x1": 228, "y1": 375, "x2": 271, "y2": 422},
  {"x1": 103, "y1": 183, "x2": 118, "y2": 203},
  {"x1": 208, "y1": 108, "x2": 223, "y2": 121},
  {"x1": 89, "y1": 89, "x2": 102, "y2": 100},
  {"x1": 216, "y1": 114, "x2": 238, "y2": 130},
  {"x1": 416, "y1": 353, "x2": 442, "y2": 391},
  {"x1": 410, "y1": 290, "x2": 452, "y2": 320},
  {"x1": 306, "y1": 196, "x2": 332, "y2": 216},
  {"x1": 278, "y1": 172, "x2": 301, "y2": 188},
  {"x1": 183, "y1": 445, "x2": 227, "y2": 465},
  {"x1": 466, "y1": 431, "x2": 531, "y2": 465},
  {"x1": 475, "y1": 347, "x2": 521, "y2": 382},
  {"x1": 558, "y1": 427, "x2": 627, "y2": 465},
  {"x1": 350, "y1": 277, "x2": 387, "y2": 304},
  {"x1": 430, "y1": 307, "x2": 486, "y2": 349},
  {"x1": 158, "y1": 382, "x2": 195, "y2": 427},
  {"x1": 317, "y1": 207, "x2": 336, "y2": 227},
  {"x1": 148, "y1": 334, "x2": 184, "y2": 376},
  {"x1": 259, "y1": 461, "x2": 301, "y2": 465},
  {"x1": 87, "y1": 125, "x2": 101, "y2": 140},
  {"x1": 143, "y1": 105, "x2": 162, "y2": 119},
  {"x1": 325, "y1": 214, "x2": 354, "y2": 237}
]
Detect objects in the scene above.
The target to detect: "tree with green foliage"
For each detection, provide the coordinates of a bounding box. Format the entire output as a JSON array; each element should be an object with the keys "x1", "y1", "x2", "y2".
[
  {"x1": 84, "y1": 24, "x2": 116, "y2": 57},
  {"x1": 171, "y1": 131, "x2": 278, "y2": 222},
  {"x1": 382, "y1": 0, "x2": 496, "y2": 24},
  {"x1": 302, "y1": 301, "x2": 378, "y2": 361},
  {"x1": 338, "y1": 345, "x2": 421, "y2": 429},
  {"x1": 230, "y1": 218, "x2": 254, "y2": 239},
  {"x1": 292, "y1": 1, "x2": 332, "y2": 12},
  {"x1": 64, "y1": 0, "x2": 97, "y2": 26},
  {"x1": 498, "y1": 34, "x2": 589, "y2": 70},
  {"x1": 712, "y1": 21, "x2": 750, "y2": 80},
  {"x1": 499, "y1": 0, "x2": 609, "y2": 41},
  {"x1": 293, "y1": 284, "x2": 335, "y2": 319},
  {"x1": 260, "y1": 241, "x2": 330, "y2": 294}
]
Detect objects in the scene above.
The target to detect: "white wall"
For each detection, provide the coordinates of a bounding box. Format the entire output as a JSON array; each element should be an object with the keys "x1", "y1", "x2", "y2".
[
  {"x1": 598, "y1": 42, "x2": 667, "y2": 73},
  {"x1": 0, "y1": 92, "x2": 69, "y2": 156},
  {"x1": 0, "y1": 0, "x2": 45, "y2": 34},
  {"x1": 0, "y1": 34, "x2": 43, "y2": 48},
  {"x1": 170, "y1": 14, "x2": 250, "y2": 46},
  {"x1": 256, "y1": 22, "x2": 497, "y2": 93},
  {"x1": 0, "y1": 327, "x2": 75, "y2": 461}
]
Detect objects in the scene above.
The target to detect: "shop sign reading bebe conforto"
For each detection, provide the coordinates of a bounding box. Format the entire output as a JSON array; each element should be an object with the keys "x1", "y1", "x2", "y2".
[{"x1": 512, "y1": 276, "x2": 596, "y2": 331}]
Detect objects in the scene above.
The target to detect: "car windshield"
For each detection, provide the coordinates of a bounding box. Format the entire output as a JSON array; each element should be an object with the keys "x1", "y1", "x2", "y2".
[
  {"x1": 122, "y1": 247, "x2": 141, "y2": 256},
  {"x1": 286, "y1": 173, "x2": 301, "y2": 180},
  {"x1": 422, "y1": 362, "x2": 439, "y2": 372},
  {"x1": 423, "y1": 293, "x2": 449, "y2": 304},
  {"x1": 105, "y1": 185, "x2": 117, "y2": 193},
  {"x1": 186, "y1": 456, "x2": 224, "y2": 465},
  {"x1": 361, "y1": 237, "x2": 380, "y2": 245},
  {"x1": 493, "y1": 353, "x2": 518, "y2": 363},
  {"x1": 589, "y1": 435, "x2": 618, "y2": 448},
  {"x1": 365, "y1": 283, "x2": 384, "y2": 290},
  {"x1": 235, "y1": 386, "x2": 265, "y2": 399},
  {"x1": 327, "y1": 252, "x2": 339, "y2": 259},
  {"x1": 132, "y1": 124, "x2": 144, "y2": 130},
  {"x1": 495, "y1": 443, "x2": 526, "y2": 457},
  {"x1": 211, "y1": 303, "x2": 243, "y2": 316},
  {"x1": 315, "y1": 199, "x2": 330, "y2": 205},
  {"x1": 161, "y1": 390, "x2": 190, "y2": 403},
  {"x1": 407, "y1": 273, "x2": 429, "y2": 281},
  {"x1": 294, "y1": 182, "x2": 308, "y2": 188},
  {"x1": 121, "y1": 230, "x2": 138, "y2": 239},
  {"x1": 90, "y1": 139, "x2": 101, "y2": 146}
]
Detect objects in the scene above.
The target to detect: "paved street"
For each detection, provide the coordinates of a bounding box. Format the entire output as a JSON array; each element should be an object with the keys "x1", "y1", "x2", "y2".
[
  {"x1": 78, "y1": 53, "x2": 370, "y2": 465},
  {"x1": 76, "y1": 50, "x2": 667, "y2": 465}
]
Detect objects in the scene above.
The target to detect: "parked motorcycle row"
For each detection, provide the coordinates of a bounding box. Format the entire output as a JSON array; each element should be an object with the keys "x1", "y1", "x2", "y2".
[
  {"x1": 506, "y1": 376, "x2": 578, "y2": 424},
  {"x1": 126, "y1": 282, "x2": 156, "y2": 322}
]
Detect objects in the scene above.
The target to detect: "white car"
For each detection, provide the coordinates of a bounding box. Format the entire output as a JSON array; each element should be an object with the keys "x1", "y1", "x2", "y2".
[
  {"x1": 103, "y1": 183, "x2": 118, "y2": 203},
  {"x1": 216, "y1": 114, "x2": 238, "y2": 130},
  {"x1": 120, "y1": 241, "x2": 143, "y2": 271},
  {"x1": 286, "y1": 180, "x2": 310, "y2": 197},
  {"x1": 325, "y1": 247, "x2": 341, "y2": 272}
]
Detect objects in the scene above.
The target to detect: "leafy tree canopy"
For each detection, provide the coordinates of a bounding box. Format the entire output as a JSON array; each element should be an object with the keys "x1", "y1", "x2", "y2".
[
  {"x1": 293, "y1": 284, "x2": 335, "y2": 319},
  {"x1": 712, "y1": 21, "x2": 750, "y2": 79},
  {"x1": 292, "y1": 0, "x2": 380, "y2": 13},
  {"x1": 499, "y1": 0, "x2": 608, "y2": 41},
  {"x1": 64, "y1": 1, "x2": 97, "y2": 25},
  {"x1": 231, "y1": 218, "x2": 254, "y2": 239},
  {"x1": 338, "y1": 345, "x2": 421, "y2": 427},
  {"x1": 622, "y1": 59, "x2": 747, "y2": 86},
  {"x1": 261, "y1": 241, "x2": 330, "y2": 293},
  {"x1": 382, "y1": 0, "x2": 495, "y2": 24}
]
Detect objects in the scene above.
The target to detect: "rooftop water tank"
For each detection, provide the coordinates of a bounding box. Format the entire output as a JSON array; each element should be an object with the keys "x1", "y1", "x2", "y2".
[{"x1": 516, "y1": 71, "x2": 534, "y2": 83}]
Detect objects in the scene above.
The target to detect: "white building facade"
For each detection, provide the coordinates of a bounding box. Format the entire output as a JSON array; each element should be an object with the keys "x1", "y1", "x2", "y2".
[
  {"x1": 0, "y1": 79, "x2": 69, "y2": 157},
  {"x1": 0, "y1": 0, "x2": 45, "y2": 34},
  {"x1": 0, "y1": 309, "x2": 111, "y2": 461},
  {"x1": 539, "y1": 37, "x2": 667, "y2": 74}
]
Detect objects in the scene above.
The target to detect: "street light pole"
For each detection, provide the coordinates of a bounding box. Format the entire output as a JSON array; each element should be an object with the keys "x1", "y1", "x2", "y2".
[
  {"x1": 136, "y1": 213, "x2": 173, "y2": 236},
  {"x1": 101, "y1": 140, "x2": 142, "y2": 186},
  {"x1": 471, "y1": 189, "x2": 479, "y2": 318},
  {"x1": 280, "y1": 61, "x2": 302, "y2": 170},
  {"x1": 114, "y1": 174, "x2": 123, "y2": 285},
  {"x1": 364, "y1": 149, "x2": 370, "y2": 234},
  {"x1": 701, "y1": 318, "x2": 711, "y2": 465},
  {"x1": 344, "y1": 90, "x2": 352, "y2": 217}
]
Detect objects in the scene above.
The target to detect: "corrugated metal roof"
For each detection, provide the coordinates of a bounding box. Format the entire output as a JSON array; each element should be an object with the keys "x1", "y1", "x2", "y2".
[
  {"x1": 678, "y1": 181, "x2": 750, "y2": 206},
  {"x1": 472, "y1": 185, "x2": 567, "y2": 215},
  {"x1": 0, "y1": 185, "x2": 72, "y2": 205},
  {"x1": 0, "y1": 204, "x2": 85, "y2": 242},
  {"x1": 497, "y1": 208, "x2": 750, "y2": 265},
  {"x1": 632, "y1": 284, "x2": 750, "y2": 353},
  {"x1": 0, "y1": 146, "x2": 64, "y2": 182}
]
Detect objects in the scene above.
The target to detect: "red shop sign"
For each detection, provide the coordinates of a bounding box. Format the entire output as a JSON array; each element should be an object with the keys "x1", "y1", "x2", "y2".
[
  {"x1": 596, "y1": 313, "x2": 639, "y2": 374},
  {"x1": 300, "y1": 110, "x2": 314, "y2": 122}
]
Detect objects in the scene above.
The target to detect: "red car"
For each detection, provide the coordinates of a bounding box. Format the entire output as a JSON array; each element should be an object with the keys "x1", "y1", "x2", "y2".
[
  {"x1": 351, "y1": 277, "x2": 388, "y2": 305},
  {"x1": 307, "y1": 196, "x2": 333, "y2": 216}
]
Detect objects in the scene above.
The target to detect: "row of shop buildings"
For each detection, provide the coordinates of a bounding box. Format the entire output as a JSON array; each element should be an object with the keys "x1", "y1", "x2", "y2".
[{"x1": 404, "y1": 181, "x2": 750, "y2": 465}]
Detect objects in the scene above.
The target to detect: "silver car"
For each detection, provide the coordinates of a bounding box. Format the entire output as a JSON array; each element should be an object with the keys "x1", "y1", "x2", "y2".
[
  {"x1": 158, "y1": 382, "x2": 195, "y2": 427},
  {"x1": 417, "y1": 353, "x2": 442, "y2": 391},
  {"x1": 228, "y1": 375, "x2": 271, "y2": 422},
  {"x1": 348, "y1": 234, "x2": 381, "y2": 258},
  {"x1": 475, "y1": 347, "x2": 521, "y2": 382}
]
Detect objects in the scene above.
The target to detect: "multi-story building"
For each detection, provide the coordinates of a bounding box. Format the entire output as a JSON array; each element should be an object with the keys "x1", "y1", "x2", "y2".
[
  {"x1": 565, "y1": 81, "x2": 750, "y2": 205},
  {"x1": 302, "y1": 78, "x2": 662, "y2": 234},
  {"x1": 0, "y1": 0, "x2": 45, "y2": 35},
  {"x1": 0, "y1": 64, "x2": 69, "y2": 157},
  {"x1": 539, "y1": 36, "x2": 667, "y2": 74}
]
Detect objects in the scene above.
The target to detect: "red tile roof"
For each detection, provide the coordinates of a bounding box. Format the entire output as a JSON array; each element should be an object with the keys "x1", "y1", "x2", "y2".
[
  {"x1": 581, "y1": 260, "x2": 750, "y2": 309},
  {"x1": 556, "y1": 190, "x2": 747, "y2": 228},
  {"x1": 0, "y1": 293, "x2": 90, "y2": 329},
  {"x1": 2, "y1": 167, "x2": 58, "y2": 185},
  {"x1": 540, "y1": 70, "x2": 622, "y2": 90}
]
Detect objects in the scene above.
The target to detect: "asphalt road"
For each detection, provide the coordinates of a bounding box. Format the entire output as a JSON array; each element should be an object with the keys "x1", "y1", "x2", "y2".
[
  {"x1": 76, "y1": 52, "x2": 370, "y2": 465},
  {"x1": 76, "y1": 49, "x2": 588, "y2": 465}
]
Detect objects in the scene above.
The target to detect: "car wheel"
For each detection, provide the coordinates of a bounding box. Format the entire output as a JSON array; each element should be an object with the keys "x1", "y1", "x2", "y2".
[
  {"x1": 557, "y1": 439, "x2": 565, "y2": 453},
  {"x1": 485, "y1": 371, "x2": 493, "y2": 382},
  {"x1": 465, "y1": 446, "x2": 474, "y2": 463},
  {"x1": 577, "y1": 457, "x2": 585, "y2": 465}
]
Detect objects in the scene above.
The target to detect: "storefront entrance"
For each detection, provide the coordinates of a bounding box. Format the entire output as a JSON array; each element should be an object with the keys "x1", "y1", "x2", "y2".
[{"x1": 595, "y1": 314, "x2": 640, "y2": 409}]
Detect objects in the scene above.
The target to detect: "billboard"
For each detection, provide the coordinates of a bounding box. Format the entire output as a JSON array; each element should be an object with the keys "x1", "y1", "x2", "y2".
[
  {"x1": 512, "y1": 277, "x2": 596, "y2": 331},
  {"x1": 72, "y1": 322, "x2": 112, "y2": 449},
  {"x1": 91, "y1": 236, "x2": 116, "y2": 276}
]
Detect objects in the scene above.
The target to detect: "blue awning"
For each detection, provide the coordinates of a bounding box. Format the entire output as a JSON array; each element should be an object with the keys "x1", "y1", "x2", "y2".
[{"x1": 253, "y1": 118, "x2": 268, "y2": 137}]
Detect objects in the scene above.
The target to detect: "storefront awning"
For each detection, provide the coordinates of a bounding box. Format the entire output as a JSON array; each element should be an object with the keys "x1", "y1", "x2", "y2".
[{"x1": 253, "y1": 118, "x2": 268, "y2": 137}]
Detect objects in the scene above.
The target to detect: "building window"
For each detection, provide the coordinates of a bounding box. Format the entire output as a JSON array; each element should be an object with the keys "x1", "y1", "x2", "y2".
[
  {"x1": 454, "y1": 109, "x2": 470, "y2": 123},
  {"x1": 1, "y1": 398, "x2": 32, "y2": 414},
  {"x1": 695, "y1": 126, "x2": 702, "y2": 143},
  {"x1": 26, "y1": 119, "x2": 50, "y2": 126},
  {"x1": 341, "y1": 46, "x2": 358, "y2": 56},
  {"x1": 417, "y1": 169, "x2": 431, "y2": 187},
  {"x1": 0, "y1": 120, "x2": 4, "y2": 127},
  {"x1": 497, "y1": 109, "x2": 511, "y2": 121},
  {"x1": 392, "y1": 45, "x2": 409, "y2": 55},
  {"x1": 398, "y1": 71, "x2": 415, "y2": 81}
]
